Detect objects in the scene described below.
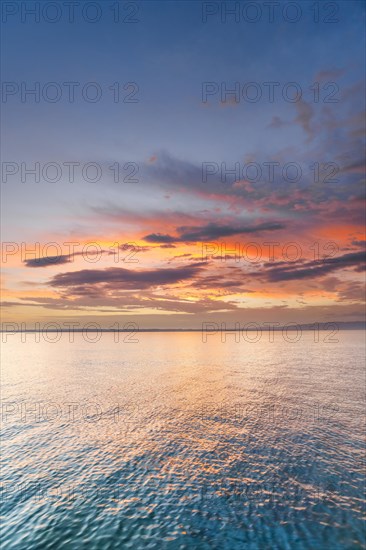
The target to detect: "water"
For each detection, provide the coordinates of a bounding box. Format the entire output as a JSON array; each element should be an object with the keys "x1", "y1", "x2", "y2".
[{"x1": 1, "y1": 331, "x2": 365, "y2": 549}]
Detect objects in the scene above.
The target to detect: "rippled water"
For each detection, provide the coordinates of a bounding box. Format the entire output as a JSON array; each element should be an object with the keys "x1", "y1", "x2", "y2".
[{"x1": 1, "y1": 331, "x2": 365, "y2": 549}]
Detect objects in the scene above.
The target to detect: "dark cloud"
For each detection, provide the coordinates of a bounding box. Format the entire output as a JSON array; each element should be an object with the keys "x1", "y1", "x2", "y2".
[
  {"x1": 351, "y1": 240, "x2": 366, "y2": 248},
  {"x1": 177, "y1": 222, "x2": 286, "y2": 241},
  {"x1": 48, "y1": 264, "x2": 204, "y2": 291},
  {"x1": 143, "y1": 151, "x2": 363, "y2": 213},
  {"x1": 258, "y1": 251, "x2": 366, "y2": 282},
  {"x1": 144, "y1": 222, "x2": 285, "y2": 243},
  {"x1": 24, "y1": 246, "x2": 143, "y2": 268},
  {"x1": 24, "y1": 254, "x2": 74, "y2": 267},
  {"x1": 144, "y1": 233, "x2": 177, "y2": 243}
]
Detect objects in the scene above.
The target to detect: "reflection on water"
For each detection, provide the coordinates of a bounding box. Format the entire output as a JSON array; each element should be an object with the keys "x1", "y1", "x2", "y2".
[{"x1": 1, "y1": 331, "x2": 365, "y2": 548}]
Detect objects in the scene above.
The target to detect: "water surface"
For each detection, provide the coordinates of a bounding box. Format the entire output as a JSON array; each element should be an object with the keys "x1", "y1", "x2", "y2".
[{"x1": 1, "y1": 331, "x2": 365, "y2": 548}]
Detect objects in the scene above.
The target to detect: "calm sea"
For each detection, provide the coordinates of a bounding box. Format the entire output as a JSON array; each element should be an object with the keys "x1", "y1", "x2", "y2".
[{"x1": 1, "y1": 331, "x2": 365, "y2": 549}]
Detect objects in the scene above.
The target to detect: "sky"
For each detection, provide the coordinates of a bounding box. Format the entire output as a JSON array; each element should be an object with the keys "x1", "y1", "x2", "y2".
[{"x1": 1, "y1": 0, "x2": 365, "y2": 329}]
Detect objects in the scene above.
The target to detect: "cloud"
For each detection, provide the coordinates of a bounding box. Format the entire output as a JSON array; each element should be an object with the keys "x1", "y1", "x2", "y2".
[
  {"x1": 24, "y1": 254, "x2": 74, "y2": 267},
  {"x1": 48, "y1": 264, "x2": 205, "y2": 292},
  {"x1": 337, "y1": 281, "x2": 366, "y2": 302},
  {"x1": 23, "y1": 245, "x2": 149, "y2": 268},
  {"x1": 352, "y1": 240, "x2": 366, "y2": 248},
  {"x1": 314, "y1": 68, "x2": 345, "y2": 81},
  {"x1": 143, "y1": 233, "x2": 177, "y2": 244},
  {"x1": 258, "y1": 251, "x2": 366, "y2": 282},
  {"x1": 144, "y1": 222, "x2": 286, "y2": 243},
  {"x1": 294, "y1": 99, "x2": 314, "y2": 140},
  {"x1": 268, "y1": 116, "x2": 287, "y2": 129},
  {"x1": 340, "y1": 159, "x2": 365, "y2": 175}
]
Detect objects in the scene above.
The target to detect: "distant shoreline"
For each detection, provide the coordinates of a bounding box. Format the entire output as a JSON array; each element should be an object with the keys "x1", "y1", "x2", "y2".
[{"x1": 1, "y1": 322, "x2": 365, "y2": 333}]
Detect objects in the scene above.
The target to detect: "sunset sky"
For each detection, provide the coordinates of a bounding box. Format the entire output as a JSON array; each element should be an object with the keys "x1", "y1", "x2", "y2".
[{"x1": 1, "y1": 0, "x2": 365, "y2": 329}]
